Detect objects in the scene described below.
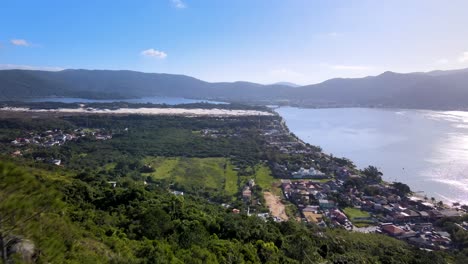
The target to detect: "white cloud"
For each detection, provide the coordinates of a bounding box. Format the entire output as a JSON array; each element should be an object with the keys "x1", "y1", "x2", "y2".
[
  {"x1": 171, "y1": 0, "x2": 186, "y2": 8},
  {"x1": 141, "y1": 48, "x2": 167, "y2": 59},
  {"x1": 10, "y1": 39, "x2": 30, "y2": 46},
  {"x1": 458, "y1": 51, "x2": 468, "y2": 63},
  {"x1": 330, "y1": 65, "x2": 371, "y2": 70},
  {"x1": 0, "y1": 64, "x2": 64, "y2": 71}
]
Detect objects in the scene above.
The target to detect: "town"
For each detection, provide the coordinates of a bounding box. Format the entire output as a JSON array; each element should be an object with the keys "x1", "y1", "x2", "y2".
[
  {"x1": 242, "y1": 116, "x2": 467, "y2": 251},
  {"x1": 10, "y1": 127, "x2": 114, "y2": 165},
  {"x1": 11, "y1": 128, "x2": 113, "y2": 148}
]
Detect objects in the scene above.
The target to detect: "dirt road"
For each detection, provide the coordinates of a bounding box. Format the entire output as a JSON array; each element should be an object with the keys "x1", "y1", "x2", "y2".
[{"x1": 264, "y1": 192, "x2": 288, "y2": 221}]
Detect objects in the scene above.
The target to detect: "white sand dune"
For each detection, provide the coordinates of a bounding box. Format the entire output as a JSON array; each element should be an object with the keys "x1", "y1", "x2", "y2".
[{"x1": 0, "y1": 107, "x2": 273, "y2": 117}]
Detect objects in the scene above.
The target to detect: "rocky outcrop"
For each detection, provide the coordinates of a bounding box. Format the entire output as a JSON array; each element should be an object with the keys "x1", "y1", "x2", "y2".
[{"x1": 3, "y1": 236, "x2": 37, "y2": 263}]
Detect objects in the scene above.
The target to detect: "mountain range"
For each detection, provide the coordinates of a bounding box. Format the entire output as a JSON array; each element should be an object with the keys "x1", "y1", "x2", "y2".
[{"x1": 1, "y1": 68, "x2": 468, "y2": 109}]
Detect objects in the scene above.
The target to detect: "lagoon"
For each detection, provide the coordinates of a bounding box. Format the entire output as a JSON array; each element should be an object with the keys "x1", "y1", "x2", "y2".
[{"x1": 277, "y1": 107, "x2": 468, "y2": 205}]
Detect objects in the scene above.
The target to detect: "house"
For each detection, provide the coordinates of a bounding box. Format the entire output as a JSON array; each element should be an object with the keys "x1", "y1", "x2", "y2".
[
  {"x1": 302, "y1": 205, "x2": 320, "y2": 213},
  {"x1": 419, "y1": 211, "x2": 430, "y2": 220},
  {"x1": 403, "y1": 209, "x2": 421, "y2": 221},
  {"x1": 429, "y1": 210, "x2": 444, "y2": 219},
  {"x1": 411, "y1": 223, "x2": 433, "y2": 232},
  {"x1": 292, "y1": 167, "x2": 327, "y2": 179},
  {"x1": 383, "y1": 205, "x2": 393, "y2": 213},
  {"x1": 373, "y1": 203, "x2": 383, "y2": 211},
  {"x1": 330, "y1": 209, "x2": 348, "y2": 224},
  {"x1": 381, "y1": 224, "x2": 405, "y2": 237},
  {"x1": 171, "y1": 190, "x2": 184, "y2": 196},
  {"x1": 439, "y1": 209, "x2": 462, "y2": 218},
  {"x1": 107, "y1": 181, "x2": 117, "y2": 188},
  {"x1": 303, "y1": 212, "x2": 323, "y2": 223},
  {"x1": 319, "y1": 199, "x2": 335, "y2": 209},
  {"x1": 242, "y1": 186, "x2": 252, "y2": 200}
]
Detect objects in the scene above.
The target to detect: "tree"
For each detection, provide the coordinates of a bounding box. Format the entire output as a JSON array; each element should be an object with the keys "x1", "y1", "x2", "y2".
[
  {"x1": 138, "y1": 207, "x2": 173, "y2": 239},
  {"x1": 362, "y1": 166, "x2": 383, "y2": 183},
  {"x1": 391, "y1": 182, "x2": 412, "y2": 197}
]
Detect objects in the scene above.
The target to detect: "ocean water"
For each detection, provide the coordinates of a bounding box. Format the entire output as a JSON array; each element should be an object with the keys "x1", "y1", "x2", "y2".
[{"x1": 277, "y1": 107, "x2": 468, "y2": 205}]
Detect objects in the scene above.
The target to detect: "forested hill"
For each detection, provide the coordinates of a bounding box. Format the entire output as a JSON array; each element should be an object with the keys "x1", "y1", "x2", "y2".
[
  {"x1": 2, "y1": 68, "x2": 468, "y2": 109},
  {"x1": 0, "y1": 69, "x2": 290, "y2": 101},
  {"x1": 290, "y1": 68, "x2": 468, "y2": 109}
]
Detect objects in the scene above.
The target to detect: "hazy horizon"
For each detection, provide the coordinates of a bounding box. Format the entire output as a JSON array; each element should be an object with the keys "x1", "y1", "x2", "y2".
[
  {"x1": 2, "y1": 65, "x2": 468, "y2": 87},
  {"x1": 2, "y1": 0, "x2": 468, "y2": 85}
]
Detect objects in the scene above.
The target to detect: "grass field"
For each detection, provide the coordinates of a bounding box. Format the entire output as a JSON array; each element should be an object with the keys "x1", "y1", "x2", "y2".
[
  {"x1": 142, "y1": 157, "x2": 225, "y2": 192},
  {"x1": 224, "y1": 162, "x2": 239, "y2": 195},
  {"x1": 343, "y1": 207, "x2": 374, "y2": 226},
  {"x1": 343, "y1": 207, "x2": 371, "y2": 219},
  {"x1": 254, "y1": 164, "x2": 280, "y2": 194},
  {"x1": 142, "y1": 157, "x2": 278, "y2": 198}
]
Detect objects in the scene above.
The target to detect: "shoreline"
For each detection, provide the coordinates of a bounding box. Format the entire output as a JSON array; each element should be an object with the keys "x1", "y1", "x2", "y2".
[{"x1": 274, "y1": 110, "x2": 467, "y2": 208}]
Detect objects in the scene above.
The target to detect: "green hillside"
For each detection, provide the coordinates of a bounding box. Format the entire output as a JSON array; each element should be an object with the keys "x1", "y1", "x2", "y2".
[{"x1": 1, "y1": 160, "x2": 461, "y2": 263}]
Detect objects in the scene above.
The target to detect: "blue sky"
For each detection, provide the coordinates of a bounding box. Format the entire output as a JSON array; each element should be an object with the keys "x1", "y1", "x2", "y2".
[{"x1": 1, "y1": 0, "x2": 468, "y2": 84}]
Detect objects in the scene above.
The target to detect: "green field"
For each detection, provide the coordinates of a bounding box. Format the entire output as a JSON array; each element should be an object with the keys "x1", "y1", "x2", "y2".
[
  {"x1": 224, "y1": 162, "x2": 239, "y2": 195},
  {"x1": 142, "y1": 157, "x2": 224, "y2": 192},
  {"x1": 343, "y1": 207, "x2": 374, "y2": 226},
  {"x1": 142, "y1": 157, "x2": 277, "y2": 198},
  {"x1": 254, "y1": 164, "x2": 280, "y2": 194},
  {"x1": 343, "y1": 207, "x2": 371, "y2": 219}
]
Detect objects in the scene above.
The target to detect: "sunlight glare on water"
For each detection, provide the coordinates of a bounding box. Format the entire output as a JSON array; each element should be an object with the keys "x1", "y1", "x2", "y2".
[{"x1": 278, "y1": 107, "x2": 468, "y2": 205}]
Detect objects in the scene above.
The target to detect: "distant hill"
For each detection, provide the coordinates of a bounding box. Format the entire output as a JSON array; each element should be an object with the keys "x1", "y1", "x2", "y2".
[
  {"x1": 291, "y1": 69, "x2": 468, "y2": 109},
  {"x1": 1, "y1": 68, "x2": 468, "y2": 109},
  {"x1": 0, "y1": 69, "x2": 290, "y2": 102}
]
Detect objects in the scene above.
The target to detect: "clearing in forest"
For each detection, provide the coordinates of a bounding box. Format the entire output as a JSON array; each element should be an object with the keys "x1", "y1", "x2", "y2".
[{"x1": 264, "y1": 191, "x2": 289, "y2": 221}]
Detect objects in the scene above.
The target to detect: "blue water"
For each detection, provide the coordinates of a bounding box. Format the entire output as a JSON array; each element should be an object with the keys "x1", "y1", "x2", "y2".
[
  {"x1": 26, "y1": 96, "x2": 226, "y2": 105},
  {"x1": 277, "y1": 107, "x2": 468, "y2": 205}
]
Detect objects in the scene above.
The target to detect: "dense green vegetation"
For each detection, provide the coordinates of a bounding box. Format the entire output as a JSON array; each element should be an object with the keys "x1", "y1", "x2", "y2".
[
  {"x1": 435, "y1": 215, "x2": 468, "y2": 255},
  {"x1": 0, "y1": 159, "x2": 463, "y2": 263},
  {"x1": 0, "y1": 113, "x2": 467, "y2": 263}
]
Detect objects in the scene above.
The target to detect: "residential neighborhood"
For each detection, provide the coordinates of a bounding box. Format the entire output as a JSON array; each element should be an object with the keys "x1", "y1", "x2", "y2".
[
  {"x1": 10, "y1": 128, "x2": 113, "y2": 148},
  {"x1": 253, "y1": 117, "x2": 467, "y2": 251}
]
